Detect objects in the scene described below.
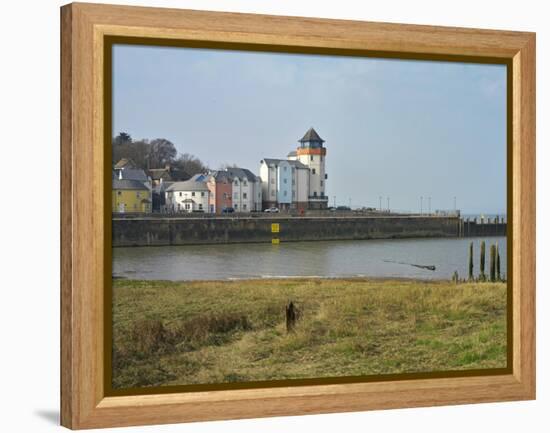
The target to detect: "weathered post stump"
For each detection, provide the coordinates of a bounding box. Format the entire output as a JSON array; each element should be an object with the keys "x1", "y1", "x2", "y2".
[{"x1": 286, "y1": 301, "x2": 297, "y2": 333}]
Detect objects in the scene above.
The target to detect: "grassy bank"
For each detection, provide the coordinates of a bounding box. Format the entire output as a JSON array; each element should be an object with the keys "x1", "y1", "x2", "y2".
[{"x1": 111, "y1": 278, "x2": 507, "y2": 389}]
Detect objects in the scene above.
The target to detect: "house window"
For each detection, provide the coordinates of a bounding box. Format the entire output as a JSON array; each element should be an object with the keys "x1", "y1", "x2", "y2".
[
  {"x1": 192, "y1": 192, "x2": 195, "y2": 197},
  {"x1": 320, "y1": 180, "x2": 324, "y2": 186},
  {"x1": 117, "y1": 191, "x2": 121, "y2": 196},
  {"x1": 310, "y1": 155, "x2": 313, "y2": 161},
  {"x1": 243, "y1": 204, "x2": 247, "y2": 210},
  {"x1": 243, "y1": 193, "x2": 247, "y2": 199},
  {"x1": 312, "y1": 169, "x2": 316, "y2": 174},
  {"x1": 325, "y1": 174, "x2": 328, "y2": 179},
  {"x1": 136, "y1": 192, "x2": 141, "y2": 198},
  {"x1": 199, "y1": 203, "x2": 203, "y2": 210},
  {"x1": 244, "y1": 181, "x2": 248, "y2": 186},
  {"x1": 179, "y1": 192, "x2": 182, "y2": 197},
  {"x1": 234, "y1": 180, "x2": 238, "y2": 185},
  {"x1": 234, "y1": 192, "x2": 238, "y2": 199},
  {"x1": 292, "y1": 179, "x2": 295, "y2": 185},
  {"x1": 235, "y1": 204, "x2": 238, "y2": 210},
  {"x1": 283, "y1": 178, "x2": 287, "y2": 184},
  {"x1": 283, "y1": 191, "x2": 287, "y2": 196},
  {"x1": 271, "y1": 190, "x2": 275, "y2": 197},
  {"x1": 185, "y1": 203, "x2": 190, "y2": 210},
  {"x1": 313, "y1": 191, "x2": 317, "y2": 197},
  {"x1": 201, "y1": 192, "x2": 205, "y2": 197},
  {"x1": 223, "y1": 193, "x2": 227, "y2": 199},
  {"x1": 283, "y1": 166, "x2": 287, "y2": 171}
]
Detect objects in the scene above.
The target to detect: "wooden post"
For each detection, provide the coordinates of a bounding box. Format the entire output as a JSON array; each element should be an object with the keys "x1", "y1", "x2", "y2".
[
  {"x1": 490, "y1": 243, "x2": 496, "y2": 282},
  {"x1": 480, "y1": 240, "x2": 486, "y2": 281},
  {"x1": 468, "y1": 241, "x2": 474, "y2": 281},
  {"x1": 496, "y1": 242, "x2": 501, "y2": 281},
  {"x1": 286, "y1": 301, "x2": 297, "y2": 333}
]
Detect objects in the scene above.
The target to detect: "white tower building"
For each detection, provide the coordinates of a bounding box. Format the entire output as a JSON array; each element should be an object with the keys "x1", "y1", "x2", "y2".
[{"x1": 295, "y1": 127, "x2": 328, "y2": 209}]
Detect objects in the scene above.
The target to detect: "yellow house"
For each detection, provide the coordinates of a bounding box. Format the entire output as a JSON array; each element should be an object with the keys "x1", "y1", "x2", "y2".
[{"x1": 112, "y1": 179, "x2": 151, "y2": 213}]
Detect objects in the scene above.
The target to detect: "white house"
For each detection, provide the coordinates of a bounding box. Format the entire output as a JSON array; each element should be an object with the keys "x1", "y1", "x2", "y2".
[
  {"x1": 260, "y1": 127, "x2": 328, "y2": 210},
  {"x1": 165, "y1": 179, "x2": 211, "y2": 213}
]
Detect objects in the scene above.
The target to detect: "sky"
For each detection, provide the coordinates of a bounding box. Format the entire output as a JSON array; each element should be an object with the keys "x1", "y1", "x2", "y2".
[{"x1": 113, "y1": 44, "x2": 507, "y2": 215}]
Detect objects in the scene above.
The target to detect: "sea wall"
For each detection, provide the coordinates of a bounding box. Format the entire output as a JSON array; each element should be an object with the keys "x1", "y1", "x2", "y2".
[
  {"x1": 112, "y1": 216, "x2": 460, "y2": 247},
  {"x1": 462, "y1": 219, "x2": 507, "y2": 237}
]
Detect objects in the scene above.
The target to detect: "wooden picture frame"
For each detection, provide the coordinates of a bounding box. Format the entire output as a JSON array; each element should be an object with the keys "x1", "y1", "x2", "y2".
[{"x1": 60, "y1": 2, "x2": 535, "y2": 429}]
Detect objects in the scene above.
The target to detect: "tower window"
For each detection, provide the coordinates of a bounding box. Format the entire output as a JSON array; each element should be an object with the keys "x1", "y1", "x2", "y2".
[
  {"x1": 310, "y1": 155, "x2": 313, "y2": 161},
  {"x1": 312, "y1": 169, "x2": 316, "y2": 175}
]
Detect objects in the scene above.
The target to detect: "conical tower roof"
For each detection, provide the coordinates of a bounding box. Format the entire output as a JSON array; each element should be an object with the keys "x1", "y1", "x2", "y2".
[{"x1": 299, "y1": 127, "x2": 324, "y2": 143}]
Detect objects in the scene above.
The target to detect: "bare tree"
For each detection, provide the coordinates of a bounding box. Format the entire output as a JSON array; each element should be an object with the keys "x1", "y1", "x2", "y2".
[
  {"x1": 219, "y1": 162, "x2": 239, "y2": 169},
  {"x1": 147, "y1": 138, "x2": 177, "y2": 169},
  {"x1": 172, "y1": 153, "x2": 209, "y2": 178}
]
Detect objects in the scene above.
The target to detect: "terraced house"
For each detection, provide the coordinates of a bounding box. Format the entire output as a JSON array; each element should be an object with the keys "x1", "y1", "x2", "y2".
[{"x1": 112, "y1": 178, "x2": 151, "y2": 213}]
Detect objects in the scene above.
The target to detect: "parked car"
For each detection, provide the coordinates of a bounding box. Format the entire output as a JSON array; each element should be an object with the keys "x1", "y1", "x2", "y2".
[
  {"x1": 222, "y1": 207, "x2": 235, "y2": 213},
  {"x1": 336, "y1": 206, "x2": 351, "y2": 211},
  {"x1": 264, "y1": 207, "x2": 280, "y2": 213}
]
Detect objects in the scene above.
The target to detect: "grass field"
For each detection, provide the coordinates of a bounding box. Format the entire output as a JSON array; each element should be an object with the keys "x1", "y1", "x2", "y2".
[{"x1": 111, "y1": 278, "x2": 507, "y2": 389}]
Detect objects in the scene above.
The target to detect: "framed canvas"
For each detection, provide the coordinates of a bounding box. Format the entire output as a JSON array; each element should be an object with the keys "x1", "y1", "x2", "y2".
[{"x1": 60, "y1": 2, "x2": 536, "y2": 429}]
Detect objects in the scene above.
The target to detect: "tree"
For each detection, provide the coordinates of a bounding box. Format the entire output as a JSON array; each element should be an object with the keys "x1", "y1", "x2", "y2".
[
  {"x1": 219, "y1": 162, "x2": 239, "y2": 169},
  {"x1": 172, "y1": 153, "x2": 209, "y2": 178},
  {"x1": 148, "y1": 138, "x2": 177, "y2": 169},
  {"x1": 113, "y1": 132, "x2": 132, "y2": 146},
  {"x1": 468, "y1": 241, "x2": 474, "y2": 281}
]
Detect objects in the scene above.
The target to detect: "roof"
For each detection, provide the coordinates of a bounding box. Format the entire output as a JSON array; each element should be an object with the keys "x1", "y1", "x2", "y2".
[
  {"x1": 112, "y1": 179, "x2": 149, "y2": 191},
  {"x1": 114, "y1": 158, "x2": 136, "y2": 169},
  {"x1": 190, "y1": 173, "x2": 209, "y2": 182},
  {"x1": 208, "y1": 170, "x2": 233, "y2": 182},
  {"x1": 153, "y1": 181, "x2": 174, "y2": 194},
  {"x1": 299, "y1": 127, "x2": 324, "y2": 143},
  {"x1": 165, "y1": 180, "x2": 209, "y2": 192},
  {"x1": 116, "y1": 168, "x2": 149, "y2": 182},
  {"x1": 224, "y1": 167, "x2": 259, "y2": 182},
  {"x1": 148, "y1": 168, "x2": 172, "y2": 180},
  {"x1": 261, "y1": 158, "x2": 309, "y2": 169},
  {"x1": 287, "y1": 150, "x2": 297, "y2": 158}
]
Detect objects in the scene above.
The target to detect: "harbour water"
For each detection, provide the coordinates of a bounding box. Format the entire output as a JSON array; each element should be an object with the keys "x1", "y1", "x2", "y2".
[{"x1": 112, "y1": 236, "x2": 507, "y2": 281}]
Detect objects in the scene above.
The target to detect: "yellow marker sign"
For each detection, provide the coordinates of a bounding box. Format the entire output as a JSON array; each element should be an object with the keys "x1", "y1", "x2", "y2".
[
  {"x1": 272, "y1": 238, "x2": 280, "y2": 245},
  {"x1": 271, "y1": 223, "x2": 280, "y2": 233}
]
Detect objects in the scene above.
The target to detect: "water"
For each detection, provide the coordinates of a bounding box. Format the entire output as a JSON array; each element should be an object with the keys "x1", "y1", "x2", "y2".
[{"x1": 112, "y1": 236, "x2": 506, "y2": 281}]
